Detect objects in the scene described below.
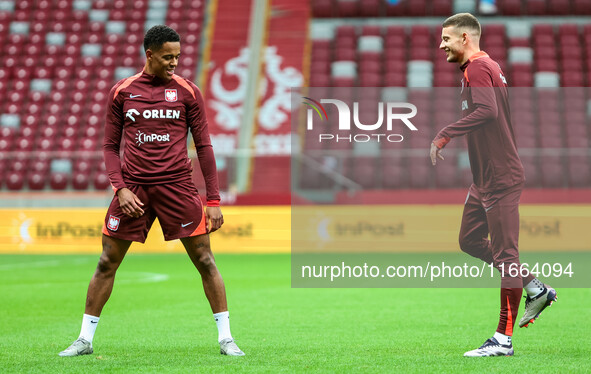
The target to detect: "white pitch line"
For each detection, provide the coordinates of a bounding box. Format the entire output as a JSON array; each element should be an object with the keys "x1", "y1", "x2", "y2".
[{"x1": 117, "y1": 272, "x2": 170, "y2": 284}]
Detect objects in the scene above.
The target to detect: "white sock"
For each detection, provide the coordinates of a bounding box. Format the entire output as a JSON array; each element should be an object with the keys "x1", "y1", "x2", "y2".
[
  {"x1": 524, "y1": 278, "x2": 545, "y2": 297},
  {"x1": 79, "y1": 314, "x2": 100, "y2": 343},
  {"x1": 493, "y1": 331, "x2": 512, "y2": 346},
  {"x1": 213, "y1": 311, "x2": 232, "y2": 342}
]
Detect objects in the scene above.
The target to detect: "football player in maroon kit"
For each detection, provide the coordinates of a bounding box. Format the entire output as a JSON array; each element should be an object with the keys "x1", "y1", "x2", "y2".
[
  {"x1": 59, "y1": 25, "x2": 244, "y2": 357},
  {"x1": 430, "y1": 13, "x2": 556, "y2": 357}
]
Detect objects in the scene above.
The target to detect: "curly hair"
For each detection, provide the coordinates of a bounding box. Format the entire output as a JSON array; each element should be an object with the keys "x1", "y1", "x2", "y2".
[{"x1": 143, "y1": 25, "x2": 181, "y2": 52}]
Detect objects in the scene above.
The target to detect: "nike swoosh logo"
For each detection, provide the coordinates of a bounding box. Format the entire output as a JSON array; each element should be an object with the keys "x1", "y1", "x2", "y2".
[
  {"x1": 181, "y1": 222, "x2": 193, "y2": 227},
  {"x1": 485, "y1": 206, "x2": 494, "y2": 212},
  {"x1": 90, "y1": 321, "x2": 98, "y2": 324},
  {"x1": 130, "y1": 94, "x2": 142, "y2": 98}
]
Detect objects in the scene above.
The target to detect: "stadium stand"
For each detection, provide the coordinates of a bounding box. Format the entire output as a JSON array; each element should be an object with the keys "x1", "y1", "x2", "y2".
[
  {"x1": 0, "y1": 0, "x2": 204, "y2": 191},
  {"x1": 309, "y1": 21, "x2": 591, "y2": 89},
  {"x1": 0, "y1": 0, "x2": 589, "y2": 195},
  {"x1": 303, "y1": 6, "x2": 591, "y2": 192},
  {"x1": 311, "y1": 0, "x2": 591, "y2": 17}
]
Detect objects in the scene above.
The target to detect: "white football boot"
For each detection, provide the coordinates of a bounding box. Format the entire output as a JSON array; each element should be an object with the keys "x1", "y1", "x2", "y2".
[
  {"x1": 464, "y1": 337, "x2": 514, "y2": 357},
  {"x1": 219, "y1": 338, "x2": 245, "y2": 356},
  {"x1": 519, "y1": 285, "x2": 557, "y2": 328},
  {"x1": 58, "y1": 337, "x2": 93, "y2": 357}
]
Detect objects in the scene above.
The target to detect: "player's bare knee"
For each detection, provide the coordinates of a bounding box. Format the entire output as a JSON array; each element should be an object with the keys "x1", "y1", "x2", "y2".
[
  {"x1": 196, "y1": 251, "x2": 217, "y2": 272},
  {"x1": 182, "y1": 236, "x2": 217, "y2": 272},
  {"x1": 96, "y1": 253, "x2": 119, "y2": 275}
]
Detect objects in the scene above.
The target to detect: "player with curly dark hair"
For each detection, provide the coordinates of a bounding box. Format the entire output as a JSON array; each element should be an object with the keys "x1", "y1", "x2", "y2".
[{"x1": 59, "y1": 25, "x2": 244, "y2": 358}]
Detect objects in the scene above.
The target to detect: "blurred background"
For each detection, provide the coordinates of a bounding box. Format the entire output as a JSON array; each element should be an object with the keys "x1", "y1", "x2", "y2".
[{"x1": 0, "y1": 0, "x2": 590, "y2": 253}]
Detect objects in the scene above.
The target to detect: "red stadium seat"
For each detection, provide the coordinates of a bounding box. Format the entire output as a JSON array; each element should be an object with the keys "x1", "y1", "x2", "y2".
[
  {"x1": 526, "y1": 0, "x2": 546, "y2": 15},
  {"x1": 509, "y1": 38, "x2": 529, "y2": 48},
  {"x1": 565, "y1": 128, "x2": 588, "y2": 148},
  {"x1": 559, "y1": 24, "x2": 579, "y2": 37},
  {"x1": 361, "y1": 25, "x2": 381, "y2": 37},
  {"x1": 483, "y1": 35, "x2": 507, "y2": 50},
  {"x1": 573, "y1": 0, "x2": 591, "y2": 14},
  {"x1": 540, "y1": 156, "x2": 565, "y2": 188},
  {"x1": 384, "y1": 59, "x2": 406, "y2": 73},
  {"x1": 539, "y1": 131, "x2": 563, "y2": 148},
  {"x1": 15, "y1": 137, "x2": 34, "y2": 152},
  {"x1": 359, "y1": 73, "x2": 381, "y2": 87},
  {"x1": 520, "y1": 156, "x2": 539, "y2": 187},
  {"x1": 535, "y1": 59, "x2": 558, "y2": 72},
  {"x1": 310, "y1": 74, "x2": 330, "y2": 86},
  {"x1": 72, "y1": 172, "x2": 90, "y2": 190},
  {"x1": 349, "y1": 157, "x2": 378, "y2": 188},
  {"x1": 6, "y1": 171, "x2": 26, "y2": 190},
  {"x1": 336, "y1": 25, "x2": 356, "y2": 39},
  {"x1": 384, "y1": 45, "x2": 406, "y2": 61},
  {"x1": 337, "y1": 0, "x2": 359, "y2": 17},
  {"x1": 78, "y1": 138, "x2": 97, "y2": 152},
  {"x1": 9, "y1": 158, "x2": 29, "y2": 173},
  {"x1": 311, "y1": 60, "x2": 330, "y2": 76},
  {"x1": 434, "y1": 150, "x2": 459, "y2": 188},
  {"x1": 568, "y1": 155, "x2": 591, "y2": 187},
  {"x1": 382, "y1": 157, "x2": 406, "y2": 189},
  {"x1": 359, "y1": 0, "x2": 380, "y2": 17},
  {"x1": 432, "y1": 0, "x2": 452, "y2": 16},
  {"x1": 408, "y1": 161, "x2": 431, "y2": 189},
  {"x1": 31, "y1": 159, "x2": 50, "y2": 174},
  {"x1": 510, "y1": 71, "x2": 533, "y2": 87},
  {"x1": 409, "y1": 47, "x2": 431, "y2": 61},
  {"x1": 359, "y1": 55, "x2": 381, "y2": 71},
  {"x1": 385, "y1": 25, "x2": 405, "y2": 37},
  {"x1": 561, "y1": 58, "x2": 584, "y2": 71},
  {"x1": 49, "y1": 173, "x2": 69, "y2": 190},
  {"x1": 38, "y1": 138, "x2": 56, "y2": 152},
  {"x1": 385, "y1": 0, "x2": 406, "y2": 16},
  {"x1": 332, "y1": 77, "x2": 356, "y2": 87},
  {"x1": 58, "y1": 138, "x2": 77, "y2": 152},
  {"x1": 499, "y1": 0, "x2": 522, "y2": 15},
  {"x1": 93, "y1": 172, "x2": 111, "y2": 190},
  {"x1": 407, "y1": 0, "x2": 427, "y2": 16},
  {"x1": 384, "y1": 72, "x2": 405, "y2": 87},
  {"x1": 562, "y1": 71, "x2": 585, "y2": 87},
  {"x1": 27, "y1": 172, "x2": 47, "y2": 190}
]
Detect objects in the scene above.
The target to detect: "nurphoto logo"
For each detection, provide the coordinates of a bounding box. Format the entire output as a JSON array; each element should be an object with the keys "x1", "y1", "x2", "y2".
[{"x1": 303, "y1": 96, "x2": 418, "y2": 143}]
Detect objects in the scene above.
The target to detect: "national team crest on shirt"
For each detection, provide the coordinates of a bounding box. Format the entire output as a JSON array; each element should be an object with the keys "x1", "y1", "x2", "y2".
[
  {"x1": 107, "y1": 215, "x2": 120, "y2": 231},
  {"x1": 165, "y1": 89, "x2": 178, "y2": 102}
]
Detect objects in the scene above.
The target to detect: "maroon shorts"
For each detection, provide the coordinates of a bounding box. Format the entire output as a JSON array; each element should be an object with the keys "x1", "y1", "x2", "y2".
[{"x1": 102, "y1": 179, "x2": 207, "y2": 243}]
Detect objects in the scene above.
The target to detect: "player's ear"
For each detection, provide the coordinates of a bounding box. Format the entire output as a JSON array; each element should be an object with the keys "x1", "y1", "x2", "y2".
[
  {"x1": 462, "y1": 32, "x2": 468, "y2": 45},
  {"x1": 145, "y1": 49, "x2": 153, "y2": 60}
]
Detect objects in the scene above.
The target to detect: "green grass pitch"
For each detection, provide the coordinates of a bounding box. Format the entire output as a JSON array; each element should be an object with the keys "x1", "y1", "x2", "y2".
[{"x1": 1, "y1": 253, "x2": 589, "y2": 373}]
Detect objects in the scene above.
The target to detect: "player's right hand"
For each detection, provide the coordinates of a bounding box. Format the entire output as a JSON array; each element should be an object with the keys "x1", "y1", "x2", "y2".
[
  {"x1": 205, "y1": 206, "x2": 224, "y2": 233},
  {"x1": 117, "y1": 188, "x2": 145, "y2": 218},
  {"x1": 430, "y1": 142, "x2": 445, "y2": 166}
]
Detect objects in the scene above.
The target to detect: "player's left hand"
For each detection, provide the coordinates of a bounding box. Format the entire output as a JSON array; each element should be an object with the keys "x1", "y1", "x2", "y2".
[
  {"x1": 430, "y1": 142, "x2": 445, "y2": 165},
  {"x1": 205, "y1": 206, "x2": 224, "y2": 233}
]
